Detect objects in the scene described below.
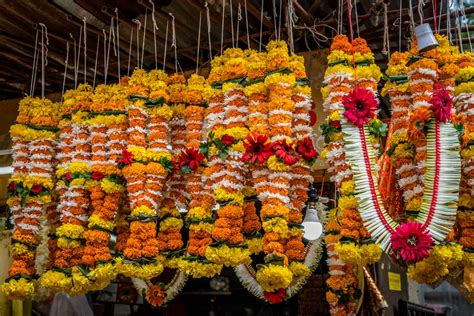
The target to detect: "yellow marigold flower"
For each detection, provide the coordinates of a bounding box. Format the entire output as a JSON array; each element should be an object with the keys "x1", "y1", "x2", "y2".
[
  {"x1": 205, "y1": 244, "x2": 251, "y2": 266},
  {"x1": 289, "y1": 261, "x2": 311, "y2": 285},
  {"x1": 56, "y1": 223, "x2": 85, "y2": 239},
  {"x1": 159, "y1": 217, "x2": 183, "y2": 232},
  {"x1": 256, "y1": 264, "x2": 293, "y2": 292},
  {"x1": 267, "y1": 155, "x2": 289, "y2": 171},
  {"x1": 340, "y1": 180, "x2": 355, "y2": 196},
  {"x1": 338, "y1": 195, "x2": 358, "y2": 211}
]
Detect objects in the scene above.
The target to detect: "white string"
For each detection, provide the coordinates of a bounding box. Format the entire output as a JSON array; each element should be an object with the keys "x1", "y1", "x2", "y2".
[
  {"x1": 61, "y1": 42, "x2": 70, "y2": 103},
  {"x1": 149, "y1": 0, "x2": 159, "y2": 69},
  {"x1": 141, "y1": 8, "x2": 148, "y2": 68},
  {"x1": 382, "y1": 2, "x2": 390, "y2": 59},
  {"x1": 39, "y1": 24, "x2": 46, "y2": 98},
  {"x1": 127, "y1": 28, "x2": 133, "y2": 75},
  {"x1": 230, "y1": 0, "x2": 234, "y2": 47},
  {"x1": 454, "y1": 0, "x2": 463, "y2": 51},
  {"x1": 205, "y1": 2, "x2": 213, "y2": 59},
  {"x1": 399, "y1": 0, "x2": 403, "y2": 50},
  {"x1": 93, "y1": 34, "x2": 100, "y2": 87},
  {"x1": 460, "y1": 0, "x2": 472, "y2": 51},
  {"x1": 196, "y1": 12, "x2": 202, "y2": 73},
  {"x1": 287, "y1": 0, "x2": 294, "y2": 53},
  {"x1": 30, "y1": 29, "x2": 39, "y2": 96},
  {"x1": 438, "y1": 0, "x2": 443, "y2": 34},
  {"x1": 354, "y1": 0, "x2": 360, "y2": 38},
  {"x1": 338, "y1": 0, "x2": 343, "y2": 34},
  {"x1": 417, "y1": 0, "x2": 425, "y2": 24},
  {"x1": 132, "y1": 19, "x2": 142, "y2": 68},
  {"x1": 447, "y1": 0, "x2": 452, "y2": 44},
  {"x1": 272, "y1": 0, "x2": 278, "y2": 37},
  {"x1": 169, "y1": 13, "x2": 177, "y2": 72},
  {"x1": 163, "y1": 21, "x2": 169, "y2": 71},
  {"x1": 32, "y1": 49, "x2": 39, "y2": 96},
  {"x1": 259, "y1": 0, "x2": 264, "y2": 51},
  {"x1": 105, "y1": 18, "x2": 114, "y2": 83},
  {"x1": 115, "y1": 8, "x2": 121, "y2": 78},
  {"x1": 408, "y1": 0, "x2": 415, "y2": 39},
  {"x1": 83, "y1": 17, "x2": 87, "y2": 83},
  {"x1": 236, "y1": 2, "x2": 242, "y2": 47},
  {"x1": 244, "y1": 0, "x2": 250, "y2": 49},
  {"x1": 102, "y1": 29, "x2": 107, "y2": 83},
  {"x1": 71, "y1": 33, "x2": 77, "y2": 89},
  {"x1": 278, "y1": 0, "x2": 282, "y2": 40},
  {"x1": 76, "y1": 25, "x2": 82, "y2": 88},
  {"x1": 221, "y1": 0, "x2": 226, "y2": 55}
]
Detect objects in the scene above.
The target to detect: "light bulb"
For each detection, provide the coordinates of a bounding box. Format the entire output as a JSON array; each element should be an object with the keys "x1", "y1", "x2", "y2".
[{"x1": 302, "y1": 207, "x2": 323, "y2": 241}]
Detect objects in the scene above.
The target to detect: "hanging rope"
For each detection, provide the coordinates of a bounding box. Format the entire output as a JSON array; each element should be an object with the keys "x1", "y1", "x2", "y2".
[
  {"x1": 338, "y1": 0, "x2": 343, "y2": 34},
  {"x1": 354, "y1": 0, "x2": 360, "y2": 38},
  {"x1": 278, "y1": 0, "x2": 282, "y2": 40},
  {"x1": 39, "y1": 23, "x2": 49, "y2": 98},
  {"x1": 230, "y1": 0, "x2": 234, "y2": 47},
  {"x1": 398, "y1": 0, "x2": 403, "y2": 51},
  {"x1": 115, "y1": 8, "x2": 121, "y2": 78},
  {"x1": 32, "y1": 49, "x2": 40, "y2": 96},
  {"x1": 93, "y1": 34, "x2": 100, "y2": 87},
  {"x1": 432, "y1": 0, "x2": 438, "y2": 33},
  {"x1": 149, "y1": 0, "x2": 159, "y2": 69},
  {"x1": 141, "y1": 8, "x2": 148, "y2": 68},
  {"x1": 76, "y1": 25, "x2": 82, "y2": 88},
  {"x1": 163, "y1": 21, "x2": 169, "y2": 71},
  {"x1": 102, "y1": 29, "x2": 107, "y2": 83},
  {"x1": 205, "y1": 2, "x2": 213, "y2": 59},
  {"x1": 132, "y1": 19, "x2": 142, "y2": 68},
  {"x1": 454, "y1": 0, "x2": 463, "y2": 50},
  {"x1": 61, "y1": 42, "x2": 70, "y2": 103},
  {"x1": 259, "y1": 0, "x2": 264, "y2": 51},
  {"x1": 244, "y1": 0, "x2": 250, "y2": 49},
  {"x1": 236, "y1": 2, "x2": 242, "y2": 47},
  {"x1": 221, "y1": 0, "x2": 226, "y2": 55},
  {"x1": 460, "y1": 0, "x2": 473, "y2": 51},
  {"x1": 417, "y1": 0, "x2": 425, "y2": 24},
  {"x1": 196, "y1": 12, "x2": 202, "y2": 73},
  {"x1": 287, "y1": 0, "x2": 294, "y2": 53},
  {"x1": 408, "y1": 0, "x2": 416, "y2": 39},
  {"x1": 127, "y1": 27, "x2": 133, "y2": 75},
  {"x1": 70, "y1": 33, "x2": 77, "y2": 89},
  {"x1": 382, "y1": 2, "x2": 390, "y2": 59},
  {"x1": 83, "y1": 17, "x2": 87, "y2": 83},
  {"x1": 105, "y1": 18, "x2": 114, "y2": 84},
  {"x1": 447, "y1": 0, "x2": 452, "y2": 44},
  {"x1": 30, "y1": 29, "x2": 39, "y2": 96},
  {"x1": 169, "y1": 12, "x2": 178, "y2": 72},
  {"x1": 272, "y1": 0, "x2": 278, "y2": 38}
]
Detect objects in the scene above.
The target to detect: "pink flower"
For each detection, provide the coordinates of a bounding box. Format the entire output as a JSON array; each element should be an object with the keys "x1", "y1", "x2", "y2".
[
  {"x1": 429, "y1": 84, "x2": 453, "y2": 122},
  {"x1": 342, "y1": 87, "x2": 378, "y2": 126},
  {"x1": 273, "y1": 139, "x2": 300, "y2": 165},
  {"x1": 263, "y1": 288, "x2": 286, "y2": 304},
  {"x1": 391, "y1": 222, "x2": 433, "y2": 263}
]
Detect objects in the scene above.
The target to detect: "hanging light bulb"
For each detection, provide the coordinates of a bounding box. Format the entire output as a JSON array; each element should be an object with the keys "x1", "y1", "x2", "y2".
[
  {"x1": 302, "y1": 184, "x2": 324, "y2": 241},
  {"x1": 415, "y1": 23, "x2": 439, "y2": 52}
]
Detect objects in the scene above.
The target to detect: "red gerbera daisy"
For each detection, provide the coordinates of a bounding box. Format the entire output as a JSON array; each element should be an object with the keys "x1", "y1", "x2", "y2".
[
  {"x1": 391, "y1": 222, "x2": 433, "y2": 263},
  {"x1": 263, "y1": 288, "x2": 286, "y2": 304},
  {"x1": 273, "y1": 139, "x2": 300, "y2": 165},
  {"x1": 242, "y1": 133, "x2": 273, "y2": 165},
  {"x1": 429, "y1": 84, "x2": 453, "y2": 122},
  {"x1": 145, "y1": 284, "x2": 165, "y2": 307},
  {"x1": 342, "y1": 87, "x2": 378, "y2": 127},
  {"x1": 117, "y1": 148, "x2": 133, "y2": 165},
  {"x1": 296, "y1": 137, "x2": 318, "y2": 162},
  {"x1": 178, "y1": 147, "x2": 205, "y2": 172}
]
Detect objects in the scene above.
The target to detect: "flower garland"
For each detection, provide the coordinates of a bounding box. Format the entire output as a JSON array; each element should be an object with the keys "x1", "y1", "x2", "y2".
[
  {"x1": 3, "y1": 97, "x2": 59, "y2": 299},
  {"x1": 341, "y1": 38, "x2": 461, "y2": 263},
  {"x1": 320, "y1": 36, "x2": 382, "y2": 270},
  {"x1": 80, "y1": 83, "x2": 128, "y2": 291},
  {"x1": 117, "y1": 69, "x2": 174, "y2": 281},
  {"x1": 40, "y1": 84, "x2": 94, "y2": 296}
]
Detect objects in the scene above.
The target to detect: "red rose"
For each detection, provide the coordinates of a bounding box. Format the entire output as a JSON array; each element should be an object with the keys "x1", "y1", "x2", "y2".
[
  {"x1": 31, "y1": 184, "x2": 43, "y2": 194},
  {"x1": 263, "y1": 288, "x2": 286, "y2": 304},
  {"x1": 8, "y1": 181, "x2": 17, "y2": 192},
  {"x1": 296, "y1": 137, "x2": 318, "y2": 161},
  {"x1": 329, "y1": 120, "x2": 341, "y2": 129},
  {"x1": 221, "y1": 134, "x2": 235, "y2": 146},
  {"x1": 91, "y1": 171, "x2": 105, "y2": 181},
  {"x1": 64, "y1": 172, "x2": 72, "y2": 181},
  {"x1": 117, "y1": 148, "x2": 133, "y2": 165}
]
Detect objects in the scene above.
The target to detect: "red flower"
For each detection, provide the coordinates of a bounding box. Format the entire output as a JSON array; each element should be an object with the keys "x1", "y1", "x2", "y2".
[
  {"x1": 296, "y1": 137, "x2": 318, "y2": 162},
  {"x1": 342, "y1": 87, "x2": 378, "y2": 126},
  {"x1": 263, "y1": 288, "x2": 286, "y2": 304},
  {"x1": 117, "y1": 148, "x2": 133, "y2": 165},
  {"x1": 309, "y1": 111, "x2": 317, "y2": 126},
  {"x1": 329, "y1": 120, "x2": 341, "y2": 129},
  {"x1": 221, "y1": 134, "x2": 235, "y2": 146},
  {"x1": 273, "y1": 139, "x2": 300, "y2": 165},
  {"x1": 429, "y1": 84, "x2": 453, "y2": 122},
  {"x1": 64, "y1": 172, "x2": 72, "y2": 181},
  {"x1": 91, "y1": 171, "x2": 105, "y2": 181},
  {"x1": 391, "y1": 222, "x2": 433, "y2": 263},
  {"x1": 31, "y1": 184, "x2": 43, "y2": 194},
  {"x1": 178, "y1": 147, "x2": 205, "y2": 171},
  {"x1": 8, "y1": 182, "x2": 17, "y2": 192},
  {"x1": 242, "y1": 133, "x2": 273, "y2": 165}
]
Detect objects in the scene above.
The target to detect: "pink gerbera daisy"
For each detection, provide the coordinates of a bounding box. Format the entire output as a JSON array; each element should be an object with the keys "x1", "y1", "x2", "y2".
[
  {"x1": 391, "y1": 222, "x2": 433, "y2": 263},
  {"x1": 429, "y1": 84, "x2": 453, "y2": 122}
]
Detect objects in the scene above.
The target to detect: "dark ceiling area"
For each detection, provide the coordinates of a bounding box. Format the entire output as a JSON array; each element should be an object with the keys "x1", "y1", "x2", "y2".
[{"x1": 0, "y1": 0, "x2": 472, "y2": 100}]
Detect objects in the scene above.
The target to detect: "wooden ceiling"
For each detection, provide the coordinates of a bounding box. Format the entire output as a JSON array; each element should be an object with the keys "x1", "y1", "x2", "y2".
[{"x1": 0, "y1": 0, "x2": 471, "y2": 100}]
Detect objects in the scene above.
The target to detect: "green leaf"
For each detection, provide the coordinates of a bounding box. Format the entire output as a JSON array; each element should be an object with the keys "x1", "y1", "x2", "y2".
[
  {"x1": 180, "y1": 165, "x2": 192, "y2": 174},
  {"x1": 159, "y1": 157, "x2": 175, "y2": 173},
  {"x1": 218, "y1": 150, "x2": 229, "y2": 159},
  {"x1": 199, "y1": 142, "x2": 209, "y2": 159}
]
